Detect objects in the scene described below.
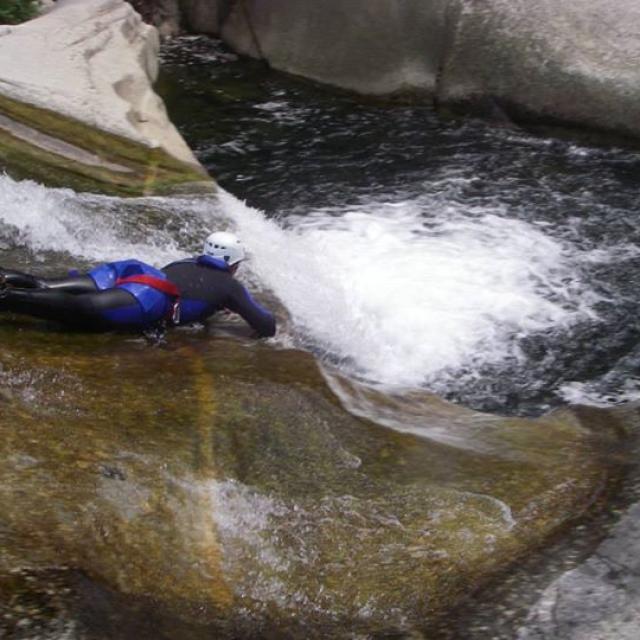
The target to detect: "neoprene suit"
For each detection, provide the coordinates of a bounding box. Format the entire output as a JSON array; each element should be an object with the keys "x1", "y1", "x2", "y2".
[{"x1": 0, "y1": 257, "x2": 276, "y2": 337}]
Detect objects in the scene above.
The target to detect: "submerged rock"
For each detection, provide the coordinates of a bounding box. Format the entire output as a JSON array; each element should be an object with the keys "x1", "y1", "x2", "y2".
[
  {"x1": 0, "y1": 0, "x2": 212, "y2": 195},
  {"x1": 0, "y1": 323, "x2": 629, "y2": 637}
]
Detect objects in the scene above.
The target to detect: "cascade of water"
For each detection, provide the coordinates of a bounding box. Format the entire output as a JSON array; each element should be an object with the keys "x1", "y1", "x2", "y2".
[
  {"x1": 2, "y1": 171, "x2": 639, "y2": 413},
  {"x1": 217, "y1": 190, "x2": 600, "y2": 389}
]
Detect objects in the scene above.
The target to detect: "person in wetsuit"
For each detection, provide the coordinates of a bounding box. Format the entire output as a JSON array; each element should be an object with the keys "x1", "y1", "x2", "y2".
[{"x1": 0, "y1": 231, "x2": 276, "y2": 337}]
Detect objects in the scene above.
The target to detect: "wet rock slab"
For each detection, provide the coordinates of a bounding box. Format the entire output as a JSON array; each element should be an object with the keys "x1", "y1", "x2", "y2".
[
  {"x1": 517, "y1": 500, "x2": 640, "y2": 640},
  {"x1": 0, "y1": 324, "x2": 628, "y2": 637}
]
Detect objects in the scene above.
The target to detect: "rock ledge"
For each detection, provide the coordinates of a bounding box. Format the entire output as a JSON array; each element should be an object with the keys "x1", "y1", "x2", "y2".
[{"x1": 0, "y1": 0, "x2": 212, "y2": 195}]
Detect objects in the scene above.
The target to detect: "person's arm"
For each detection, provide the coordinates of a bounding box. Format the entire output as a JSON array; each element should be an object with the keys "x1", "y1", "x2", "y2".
[{"x1": 226, "y1": 281, "x2": 276, "y2": 338}]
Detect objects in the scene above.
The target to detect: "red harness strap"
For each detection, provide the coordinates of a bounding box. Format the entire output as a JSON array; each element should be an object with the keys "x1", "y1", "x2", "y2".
[
  {"x1": 115, "y1": 274, "x2": 180, "y2": 298},
  {"x1": 116, "y1": 274, "x2": 182, "y2": 325}
]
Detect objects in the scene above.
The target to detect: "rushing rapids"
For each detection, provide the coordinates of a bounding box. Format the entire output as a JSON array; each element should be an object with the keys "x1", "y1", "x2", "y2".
[
  {"x1": 157, "y1": 36, "x2": 640, "y2": 417},
  {"x1": 2, "y1": 166, "x2": 635, "y2": 419}
]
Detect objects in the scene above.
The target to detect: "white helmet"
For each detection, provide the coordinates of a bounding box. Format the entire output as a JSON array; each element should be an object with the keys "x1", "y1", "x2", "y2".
[{"x1": 203, "y1": 231, "x2": 246, "y2": 266}]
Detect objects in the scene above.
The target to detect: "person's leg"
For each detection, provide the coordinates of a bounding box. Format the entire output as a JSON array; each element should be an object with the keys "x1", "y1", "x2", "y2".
[
  {"x1": 0, "y1": 287, "x2": 144, "y2": 330},
  {"x1": 0, "y1": 267, "x2": 42, "y2": 288},
  {"x1": 0, "y1": 267, "x2": 97, "y2": 293},
  {"x1": 39, "y1": 275, "x2": 97, "y2": 293}
]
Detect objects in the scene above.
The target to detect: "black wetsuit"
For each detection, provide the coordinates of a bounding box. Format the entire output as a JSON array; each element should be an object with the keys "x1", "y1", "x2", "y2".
[
  {"x1": 162, "y1": 260, "x2": 276, "y2": 337},
  {"x1": 0, "y1": 258, "x2": 276, "y2": 337},
  {"x1": 0, "y1": 270, "x2": 133, "y2": 330}
]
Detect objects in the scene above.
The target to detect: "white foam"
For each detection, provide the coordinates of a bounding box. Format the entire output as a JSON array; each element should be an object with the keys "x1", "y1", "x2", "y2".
[
  {"x1": 0, "y1": 173, "x2": 199, "y2": 265},
  {"x1": 219, "y1": 190, "x2": 599, "y2": 388},
  {"x1": 560, "y1": 379, "x2": 640, "y2": 408},
  {"x1": 0, "y1": 173, "x2": 604, "y2": 391}
]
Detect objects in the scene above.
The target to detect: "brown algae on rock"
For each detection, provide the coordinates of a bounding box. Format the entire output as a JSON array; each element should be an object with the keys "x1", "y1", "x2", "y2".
[
  {"x1": 0, "y1": 94, "x2": 213, "y2": 196},
  {"x1": 0, "y1": 324, "x2": 629, "y2": 636}
]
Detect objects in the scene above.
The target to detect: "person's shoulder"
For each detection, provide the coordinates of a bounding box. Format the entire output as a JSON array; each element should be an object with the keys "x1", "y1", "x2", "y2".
[{"x1": 162, "y1": 258, "x2": 195, "y2": 270}]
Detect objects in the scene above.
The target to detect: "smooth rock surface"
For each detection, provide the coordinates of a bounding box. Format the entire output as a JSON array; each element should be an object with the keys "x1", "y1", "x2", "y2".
[
  {"x1": 0, "y1": 321, "x2": 627, "y2": 637},
  {"x1": 169, "y1": 0, "x2": 640, "y2": 138},
  {"x1": 0, "y1": 0, "x2": 211, "y2": 194},
  {"x1": 439, "y1": 0, "x2": 640, "y2": 137},
  {"x1": 221, "y1": 0, "x2": 449, "y2": 95},
  {"x1": 0, "y1": 0, "x2": 193, "y2": 163}
]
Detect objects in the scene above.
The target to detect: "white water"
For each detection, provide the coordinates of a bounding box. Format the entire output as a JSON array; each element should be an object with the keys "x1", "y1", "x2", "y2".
[
  {"x1": 218, "y1": 191, "x2": 600, "y2": 389},
  {"x1": 0, "y1": 174, "x2": 192, "y2": 265},
  {"x1": 560, "y1": 378, "x2": 640, "y2": 408},
  {"x1": 209, "y1": 477, "x2": 517, "y2": 616},
  {"x1": 0, "y1": 173, "x2": 602, "y2": 392}
]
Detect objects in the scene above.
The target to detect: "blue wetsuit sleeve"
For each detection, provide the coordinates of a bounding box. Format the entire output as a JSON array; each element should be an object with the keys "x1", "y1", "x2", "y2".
[{"x1": 226, "y1": 281, "x2": 276, "y2": 338}]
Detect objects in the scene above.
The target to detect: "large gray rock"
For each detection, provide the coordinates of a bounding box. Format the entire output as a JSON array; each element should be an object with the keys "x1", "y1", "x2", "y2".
[
  {"x1": 221, "y1": 0, "x2": 449, "y2": 95},
  {"x1": 0, "y1": 0, "x2": 211, "y2": 195},
  {"x1": 170, "y1": 0, "x2": 640, "y2": 138},
  {"x1": 439, "y1": 0, "x2": 640, "y2": 137},
  {"x1": 517, "y1": 501, "x2": 640, "y2": 640}
]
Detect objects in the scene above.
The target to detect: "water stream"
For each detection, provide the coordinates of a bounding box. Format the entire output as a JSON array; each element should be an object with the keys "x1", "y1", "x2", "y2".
[
  {"x1": 3, "y1": 36, "x2": 640, "y2": 418},
  {"x1": 153, "y1": 38, "x2": 640, "y2": 416}
]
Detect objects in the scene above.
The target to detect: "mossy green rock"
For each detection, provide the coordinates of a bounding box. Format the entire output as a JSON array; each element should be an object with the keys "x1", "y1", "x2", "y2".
[
  {"x1": 0, "y1": 324, "x2": 626, "y2": 636},
  {"x1": 0, "y1": 0, "x2": 214, "y2": 196},
  {"x1": 0, "y1": 91, "x2": 212, "y2": 197}
]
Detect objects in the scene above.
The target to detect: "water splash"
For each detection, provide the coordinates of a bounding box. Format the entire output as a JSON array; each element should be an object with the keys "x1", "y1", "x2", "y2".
[
  {"x1": 0, "y1": 173, "x2": 209, "y2": 266},
  {"x1": 0, "y1": 173, "x2": 631, "y2": 411},
  {"x1": 218, "y1": 189, "x2": 600, "y2": 389}
]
